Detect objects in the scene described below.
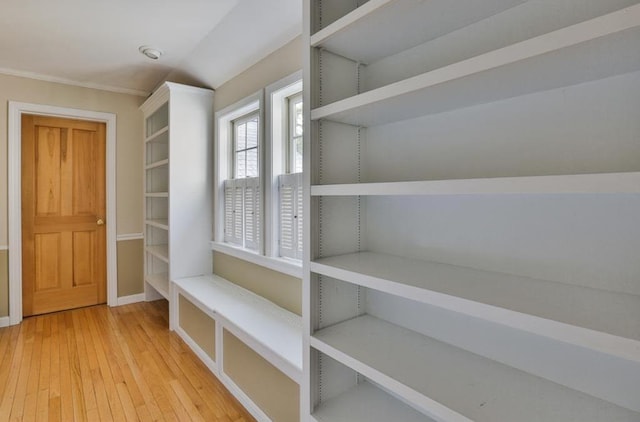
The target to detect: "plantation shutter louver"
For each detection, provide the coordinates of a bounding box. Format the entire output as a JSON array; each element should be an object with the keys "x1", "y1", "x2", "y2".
[
  {"x1": 224, "y1": 179, "x2": 244, "y2": 246},
  {"x1": 244, "y1": 177, "x2": 261, "y2": 251},
  {"x1": 279, "y1": 172, "x2": 302, "y2": 259}
]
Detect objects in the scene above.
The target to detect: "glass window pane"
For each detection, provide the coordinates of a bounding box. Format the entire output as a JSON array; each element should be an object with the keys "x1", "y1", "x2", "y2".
[
  {"x1": 235, "y1": 122, "x2": 246, "y2": 151},
  {"x1": 247, "y1": 147, "x2": 258, "y2": 177},
  {"x1": 294, "y1": 101, "x2": 303, "y2": 136},
  {"x1": 294, "y1": 137, "x2": 303, "y2": 173},
  {"x1": 235, "y1": 150, "x2": 246, "y2": 178},
  {"x1": 246, "y1": 118, "x2": 258, "y2": 148}
]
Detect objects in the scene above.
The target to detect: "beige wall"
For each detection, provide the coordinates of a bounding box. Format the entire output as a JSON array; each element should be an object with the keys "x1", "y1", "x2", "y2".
[
  {"x1": 179, "y1": 294, "x2": 216, "y2": 361},
  {"x1": 117, "y1": 239, "x2": 144, "y2": 297},
  {"x1": 0, "y1": 250, "x2": 7, "y2": 317},
  {"x1": 213, "y1": 35, "x2": 302, "y2": 111},
  {"x1": 213, "y1": 253, "x2": 302, "y2": 315},
  {"x1": 224, "y1": 330, "x2": 299, "y2": 422},
  {"x1": 212, "y1": 35, "x2": 303, "y2": 315},
  {"x1": 0, "y1": 73, "x2": 145, "y2": 306}
]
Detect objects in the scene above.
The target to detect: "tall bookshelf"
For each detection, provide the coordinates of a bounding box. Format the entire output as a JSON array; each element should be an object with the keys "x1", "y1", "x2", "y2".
[
  {"x1": 141, "y1": 82, "x2": 214, "y2": 329},
  {"x1": 303, "y1": 1, "x2": 640, "y2": 421}
]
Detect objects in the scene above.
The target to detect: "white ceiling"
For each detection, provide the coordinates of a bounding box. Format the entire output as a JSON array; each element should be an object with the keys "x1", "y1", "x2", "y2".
[{"x1": 0, "y1": 0, "x2": 302, "y2": 96}]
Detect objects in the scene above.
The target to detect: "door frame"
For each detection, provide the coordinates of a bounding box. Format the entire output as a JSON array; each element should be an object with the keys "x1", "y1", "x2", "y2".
[{"x1": 8, "y1": 101, "x2": 118, "y2": 325}]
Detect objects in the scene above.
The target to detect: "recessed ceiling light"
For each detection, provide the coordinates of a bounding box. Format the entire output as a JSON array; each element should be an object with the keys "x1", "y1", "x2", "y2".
[{"x1": 139, "y1": 46, "x2": 163, "y2": 60}]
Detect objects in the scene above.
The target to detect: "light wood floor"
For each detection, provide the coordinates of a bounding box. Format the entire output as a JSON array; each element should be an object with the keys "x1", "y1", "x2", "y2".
[{"x1": 0, "y1": 301, "x2": 256, "y2": 422}]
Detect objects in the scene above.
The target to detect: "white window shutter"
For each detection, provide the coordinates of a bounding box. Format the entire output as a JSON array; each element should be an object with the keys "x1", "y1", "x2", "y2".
[
  {"x1": 224, "y1": 180, "x2": 234, "y2": 243},
  {"x1": 279, "y1": 172, "x2": 303, "y2": 259},
  {"x1": 224, "y1": 179, "x2": 244, "y2": 246},
  {"x1": 244, "y1": 177, "x2": 261, "y2": 251},
  {"x1": 232, "y1": 180, "x2": 244, "y2": 246},
  {"x1": 296, "y1": 174, "x2": 303, "y2": 258}
]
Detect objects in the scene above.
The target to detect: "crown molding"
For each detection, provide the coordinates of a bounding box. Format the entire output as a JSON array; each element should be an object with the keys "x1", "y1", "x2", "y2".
[{"x1": 0, "y1": 67, "x2": 149, "y2": 97}]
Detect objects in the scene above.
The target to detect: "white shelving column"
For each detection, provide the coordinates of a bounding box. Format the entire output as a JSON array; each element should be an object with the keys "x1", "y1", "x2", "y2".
[
  {"x1": 304, "y1": 0, "x2": 640, "y2": 421},
  {"x1": 141, "y1": 82, "x2": 214, "y2": 330}
]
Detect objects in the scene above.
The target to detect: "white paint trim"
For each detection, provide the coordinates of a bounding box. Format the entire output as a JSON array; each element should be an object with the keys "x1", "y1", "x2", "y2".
[
  {"x1": 116, "y1": 293, "x2": 146, "y2": 306},
  {"x1": 0, "y1": 317, "x2": 10, "y2": 328},
  {"x1": 0, "y1": 67, "x2": 149, "y2": 97},
  {"x1": 0, "y1": 245, "x2": 8, "y2": 251},
  {"x1": 116, "y1": 233, "x2": 144, "y2": 241},
  {"x1": 211, "y1": 241, "x2": 303, "y2": 278},
  {"x1": 8, "y1": 101, "x2": 118, "y2": 326}
]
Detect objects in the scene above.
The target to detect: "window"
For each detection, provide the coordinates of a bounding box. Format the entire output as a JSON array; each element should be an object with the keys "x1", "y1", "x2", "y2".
[
  {"x1": 215, "y1": 92, "x2": 263, "y2": 252},
  {"x1": 214, "y1": 73, "x2": 304, "y2": 275},
  {"x1": 279, "y1": 92, "x2": 303, "y2": 259},
  {"x1": 265, "y1": 73, "x2": 303, "y2": 260}
]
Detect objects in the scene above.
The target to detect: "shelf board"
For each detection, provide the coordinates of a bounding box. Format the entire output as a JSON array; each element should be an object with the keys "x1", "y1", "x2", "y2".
[
  {"x1": 173, "y1": 275, "x2": 303, "y2": 383},
  {"x1": 145, "y1": 192, "x2": 168, "y2": 198},
  {"x1": 312, "y1": 315, "x2": 639, "y2": 422},
  {"x1": 146, "y1": 244, "x2": 169, "y2": 263},
  {"x1": 145, "y1": 219, "x2": 168, "y2": 230},
  {"x1": 145, "y1": 272, "x2": 169, "y2": 299},
  {"x1": 145, "y1": 126, "x2": 169, "y2": 143},
  {"x1": 312, "y1": 380, "x2": 435, "y2": 422},
  {"x1": 311, "y1": 4, "x2": 640, "y2": 126},
  {"x1": 145, "y1": 159, "x2": 169, "y2": 170},
  {"x1": 311, "y1": 172, "x2": 640, "y2": 196},
  {"x1": 311, "y1": 251, "x2": 640, "y2": 363},
  {"x1": 310, "y1": 0, "x2": 525, "y2": 64}
]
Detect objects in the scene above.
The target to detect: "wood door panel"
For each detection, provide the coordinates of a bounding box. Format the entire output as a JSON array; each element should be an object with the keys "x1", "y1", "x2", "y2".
[
  {"x1": 73, "y1": 231, "x2": 95, "y2": 286},
  {"x1": 34, "y1": 233, "x2": 61, "y2": 291},
  {"x1": 35, "y1": 126, "x2": 62, "y2": 216},
  {"x1": 22, "y1": 114, "x2": 107, "y2": 317},
  {"x1": 72, "y1": 129, "x2": 97, "y2": 215}
]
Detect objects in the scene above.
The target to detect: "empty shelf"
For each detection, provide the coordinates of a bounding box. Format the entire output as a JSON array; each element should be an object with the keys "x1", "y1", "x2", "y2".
[
  {"x1": 311, "y1": 172, "x2": 640, "y2": 196},
  {"x1": 311, "y1": 251, "x2": 640, "y2": 362},
  {"x1": 311, "y1": 4, "x2": 640, "y2": 126},
  {"x1": 145, "y1": 272, "x2": 169, "y2": 299},
  {"x1": 312, "y1": 380, "x2": 438, "y2": 422},
  {"x1": 312, "y1": 315, "x2": 640, "y2": 422},
  {"x1": 146, "y1": 244, "x2": 169, "y2": 262}
]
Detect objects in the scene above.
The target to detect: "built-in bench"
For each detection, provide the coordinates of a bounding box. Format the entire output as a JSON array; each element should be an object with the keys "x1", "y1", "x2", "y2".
[{"x1": 172, "y1": 274, "x2": 303, "y2": 421}]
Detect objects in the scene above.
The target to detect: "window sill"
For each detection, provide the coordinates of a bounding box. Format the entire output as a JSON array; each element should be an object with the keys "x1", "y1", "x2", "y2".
[{"x1": 210, "y1": 241, "x2": 303, "y2": 278}]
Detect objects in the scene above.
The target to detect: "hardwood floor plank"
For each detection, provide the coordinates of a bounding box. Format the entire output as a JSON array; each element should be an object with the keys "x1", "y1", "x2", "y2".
[
  {"x1": 56, "y1": 313, "x2": 74, "y2": 422},
  {"x1": 0, "y1": 302, "x2": 255, "y2": 422},
  {"x1": 8, "y1": 318, "x2": 36, "y2": 420}
]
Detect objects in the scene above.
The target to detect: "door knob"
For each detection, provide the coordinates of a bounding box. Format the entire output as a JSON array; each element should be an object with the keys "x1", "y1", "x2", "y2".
[{"x1": 97, "y1": 218, "x2": 105, "y2": 226}]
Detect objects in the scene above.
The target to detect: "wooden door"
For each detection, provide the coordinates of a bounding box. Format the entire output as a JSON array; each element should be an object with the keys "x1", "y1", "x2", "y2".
[{"x1": 21, "y1": 115, "x2": 107, "y2": 316}]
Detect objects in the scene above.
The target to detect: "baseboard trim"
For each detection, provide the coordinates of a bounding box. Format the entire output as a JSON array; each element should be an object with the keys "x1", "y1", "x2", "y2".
[
  {"x1": 0, "y1": 317, "x2": 11, "y2": 328},
  {"x1": 116, "y1": 293, "x2": 145, "y2": 306}
]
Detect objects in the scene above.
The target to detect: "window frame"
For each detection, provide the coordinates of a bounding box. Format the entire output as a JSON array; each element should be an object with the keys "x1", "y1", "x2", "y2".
[
  {"x1": 214, "y1": 91, "x2": 263, "y2": 253},
  {"x1": 212, "y1": 74, "x2": 304, "y2": 278},
  {"x1": 264, "y1": 71, "x2": 303, "y2": 260},
  {"x1": 287, "y1": 92, "x2": 303, "y2": 175}
]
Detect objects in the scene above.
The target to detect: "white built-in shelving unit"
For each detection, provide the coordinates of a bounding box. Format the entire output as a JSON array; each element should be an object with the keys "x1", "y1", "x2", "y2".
[
  {"x1": 141, "y1": 82, "x2": 214, "y2": 328},
  {"x1": 303, "y1": 0, "x2": 640, "y2": 420},
  {"x1": 173, "y1": 275, "x2": 303, "y2": 382}
]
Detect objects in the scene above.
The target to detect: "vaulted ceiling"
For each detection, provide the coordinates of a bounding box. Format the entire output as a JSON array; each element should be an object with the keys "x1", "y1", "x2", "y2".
[{"x1": 0, "y1": 0, "x2": 302, "y2": 96}]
